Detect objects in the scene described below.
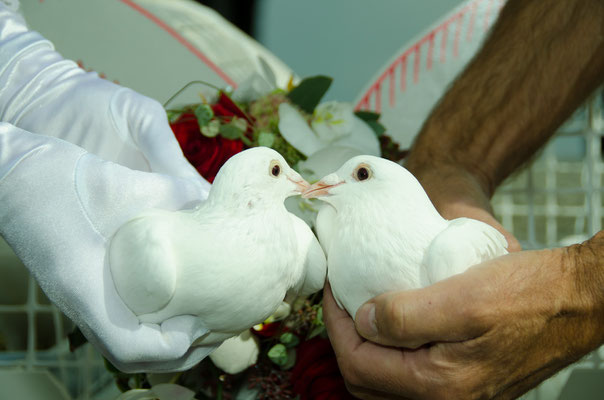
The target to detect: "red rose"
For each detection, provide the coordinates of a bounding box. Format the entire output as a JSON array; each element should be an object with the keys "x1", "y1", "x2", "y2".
[
  {"x1": 213, "y1": 92, "x2": 250, "y2": 121},
  {"x1": 291, "y1": 337, "x2": 355, "y2": 400},
  {"x1": 170, "y1": 112, "x2": 244, "y2": 182}
]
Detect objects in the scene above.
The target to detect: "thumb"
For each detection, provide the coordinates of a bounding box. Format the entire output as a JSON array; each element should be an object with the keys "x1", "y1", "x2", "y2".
[
  {"x1": 140, "y1": 120, "x2": 205, "y2": 180},
  {"x1": 112, "y1": 87, "x2": 208, "y2": 181},
  {"x1": 354, "y1": 279, "x2": 489, "y2": 348},
  {"x1": 134, "y1": 108, "x2": 204, "y2": 180}
]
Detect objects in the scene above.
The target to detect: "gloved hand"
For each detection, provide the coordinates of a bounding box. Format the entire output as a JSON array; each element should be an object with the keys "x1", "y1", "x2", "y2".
[
  {"x1": 0, "y1": 122, "x2": 216, "y2": 372},
  {"x1": 0, "y1": 2, "x2": 203, "y2": 182}
]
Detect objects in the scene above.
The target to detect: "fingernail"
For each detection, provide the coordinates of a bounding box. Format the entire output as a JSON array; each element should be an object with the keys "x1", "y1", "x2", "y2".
[{"x1": 356, "y1": 303, "x2": 377, "y2": 338}]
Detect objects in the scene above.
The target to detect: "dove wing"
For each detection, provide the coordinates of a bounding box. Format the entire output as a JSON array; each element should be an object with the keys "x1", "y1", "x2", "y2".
[
  {"x1": 315, "y1": 203, "x2": 337, "y2": 255},
  {"x1": 109, "y1": 210, "x2": 178, "y2": 315},
  {"x1": 425, "y1": 217, "x2": 509, "y2": 284},
  {"x1": 287, "y1": 213, "x2": 327, "y2": 298}
]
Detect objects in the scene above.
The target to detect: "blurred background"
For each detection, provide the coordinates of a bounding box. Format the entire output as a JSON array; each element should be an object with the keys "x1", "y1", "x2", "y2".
[{"x1": 1, "y1": 0, "x2": 603, "y2": 399}]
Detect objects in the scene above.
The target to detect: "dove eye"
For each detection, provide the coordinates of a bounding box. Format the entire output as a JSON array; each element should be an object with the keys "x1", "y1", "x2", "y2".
[
  {"x1": 269, "y1": 160, "x2": 281, "y2": 178},
  {"x1": 354, "y1": 164, "x2": 372, "y2": 181}
]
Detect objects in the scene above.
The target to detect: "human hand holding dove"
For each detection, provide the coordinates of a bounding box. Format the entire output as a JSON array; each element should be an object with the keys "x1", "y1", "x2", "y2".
[{"x1": 307, "y1": 156, "x2": 601, "y2": 399}]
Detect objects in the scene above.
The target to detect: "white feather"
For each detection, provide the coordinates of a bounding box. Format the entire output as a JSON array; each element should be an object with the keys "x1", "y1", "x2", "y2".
[{"x1": 425, "y1": 217, "x2": 509, "y2": 283}]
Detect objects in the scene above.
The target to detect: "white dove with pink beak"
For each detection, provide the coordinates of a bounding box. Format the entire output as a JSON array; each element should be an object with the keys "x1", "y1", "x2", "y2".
[
  {"x1": 109, "y1": 147, "x2": 327, "y2": 349},
  {"x1": 303, "y1": 155, "x2": 508, "y2": 319}
]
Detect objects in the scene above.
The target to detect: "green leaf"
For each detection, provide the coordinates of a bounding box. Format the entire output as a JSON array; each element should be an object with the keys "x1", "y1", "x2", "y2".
[
  {"x1": 354, "y1": 110, "x2": 381, "y2": 122},
  {"x1": 287, "y1": 75, "x2": 333, "y2": 113},
  {"x1": 308, "y1": 325, "x2": 326, "y2": 339},
  {"x1": 279, "y1": 332, "x2": 300, "y2": 348},
  {"x1": 240, "y1": 135, "x2": 253, "y2": 147},
  {"x1": 231, "y1": 116, "x2": 248, "y2": 132},
  {"x1": 201, "y1": 120, "x2": 220, "y2": 137},
  {"x1": 315, "y1": 305, "x2": 324, "y2": 325},
  {"x1": 194, "y1": 104, "x2": 214, "y2": 127},
  {"x1": 219, "y1": 123, "x2": 243, "y2": 140},
  {"x1": 354, "y1": 110, "x2": 386, "y2": 136},
  {"x1": 267, "y1": 343, "x2": 289, "y2": 366},
  {"x1": 364, "y1": 120, "x2": 387, "y2": 137},
  {"x1": 282, "y1": 349, "x2": 297, "y2": 370},
  {"x1": 166, "y1": 109, "x2": 183, "y2": 124},
  {"x1": 258, "y1": 131, "x2": 275, "y2": 148}
]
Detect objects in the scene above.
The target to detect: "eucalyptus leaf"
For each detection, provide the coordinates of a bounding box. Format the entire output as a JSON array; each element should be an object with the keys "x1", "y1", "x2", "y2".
[
  {"x1": 258, "y1": 131, "x2": 275, "y2": 148},
  {"x1": 315, "y1": 306, "x2": 324, "y2": 325},
  {"x1": 267, "y1": 343, "x2": 289, "y2": 366},
  {"x1": 279, "y1": 332, "x2": 300, "y2": 348},
  {"x1": 219, "y1": 123, "x2": 243, "y2": 140},
  {"x1": 201, "y1": 120, "x2": 220, "y2": 137},
  {"x1": 194, "y1": 104, "x2": 214, "y2": 127},
  {"x1": 282, "y1": 348, "x2": 297, "y2": 370},
  {"x1": 240, "y1": 135, "x2": 253, "y2": 147},
  {"x1": 308, "y1": 325, "x2": 326, "y2": 339},
  {"x1": 287, "y1": 75, "x2": 332, "y2": 113},
  {"x1": 231, "y1": 116, "x2": 248, "y2": 132}
]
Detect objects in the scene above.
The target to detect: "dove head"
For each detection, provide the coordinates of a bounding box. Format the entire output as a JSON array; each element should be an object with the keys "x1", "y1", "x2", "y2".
[
  {"x1": 303, "y1": 155, "x2": 429, "y2": 210},
  {"x1": 209, "y1": 147, "x2": 309, "y2": 207}
]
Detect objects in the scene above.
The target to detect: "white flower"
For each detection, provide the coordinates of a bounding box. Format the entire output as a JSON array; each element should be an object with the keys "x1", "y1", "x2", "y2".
[
  {"x1": 278, "y1": 101, "x2": 381, "y2": 182},
  {"x1": 209, "y1": 330, "x2": 260, "y2": 374},
  {"x1": 311, "y1": 101, "x2": 356, "y2": 142}
]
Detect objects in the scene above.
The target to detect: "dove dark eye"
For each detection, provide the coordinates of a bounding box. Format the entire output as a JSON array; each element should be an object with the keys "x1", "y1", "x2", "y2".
[
  {"x1": 357, "y1": 167, "x2": 369, "y2": 181},
  {"x1": 272, "y1": 165, "x2": 280, "y2": 177}
]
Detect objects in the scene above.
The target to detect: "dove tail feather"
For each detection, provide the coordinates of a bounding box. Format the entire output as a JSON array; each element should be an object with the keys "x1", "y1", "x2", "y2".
[{"x1": 109, "y1": 214, "x2": 177, "y2": 316}]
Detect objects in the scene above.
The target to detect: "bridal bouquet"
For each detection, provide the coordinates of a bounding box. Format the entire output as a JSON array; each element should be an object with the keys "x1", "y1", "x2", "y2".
[
  {"x1": 167, "y1": 75, "x2": 405, "y2": 188},
  {"x1": 96, "y1": 75, "x2": 406, "y2": 400}
]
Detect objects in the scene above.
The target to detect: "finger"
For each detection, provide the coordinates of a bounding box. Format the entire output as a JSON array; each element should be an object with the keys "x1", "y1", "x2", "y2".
[
  {"x1": 323, "y1": 283, "x2": 364, "y2": 355},
  {"x1": 116, "y1": 88, "x2": 209, "y2": 181},
  {"x1": 355, "y1": 276, "x2": 490, "y2": 348},
  {"x1": 75, "y1": 153, "x2": 209, "y2": 238},
  {"x1": 467, "y1": 208, "x2": 522, "y2": 253},
  {"x1": 140, "y1": 119, "x2": 206, "y2": 181},
  {"x1": 324, "y1": 285, "x2": 431, "y2": 399}
]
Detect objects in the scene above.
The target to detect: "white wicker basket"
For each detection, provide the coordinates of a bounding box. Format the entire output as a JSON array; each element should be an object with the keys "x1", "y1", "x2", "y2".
[
  {"x1": 492, "y1": 90, "x2": 604, "y2": 400},
  {"x1": 0, "y1": 239, "x2": 113, "y2": 399}
]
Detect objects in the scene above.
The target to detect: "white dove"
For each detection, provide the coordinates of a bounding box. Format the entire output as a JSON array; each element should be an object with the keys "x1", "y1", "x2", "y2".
[
  {"x1": 109, "y1": 147, "x2": 327, "y2": 346},
  {"x1": 303, "y1": 155, "x2": 508, "y2": 319}
]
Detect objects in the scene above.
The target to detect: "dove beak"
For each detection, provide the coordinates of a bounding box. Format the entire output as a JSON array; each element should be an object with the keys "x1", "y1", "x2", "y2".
[
  {"x1": 287, "y1": 174, "x2": 310, "y2": 194},
  {"x1": 302, "y1": 174, "x2": 344, "y2": 199}
]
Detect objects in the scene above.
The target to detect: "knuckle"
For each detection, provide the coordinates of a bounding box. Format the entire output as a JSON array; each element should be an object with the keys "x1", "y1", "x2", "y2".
[
  {"x1": 337, "y1": 357, "x2": 364, "y2": 388},
  {"x1": 457, "y1": 297, "x2": 489, "y2": 329},
  {"x1": 382, "y1": 294, "x2": 407, "y2": 340}
]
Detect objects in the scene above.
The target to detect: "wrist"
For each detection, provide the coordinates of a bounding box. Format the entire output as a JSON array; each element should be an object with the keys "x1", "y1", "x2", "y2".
[
  {"x1": 573, "y1": 232, "x2": 604, "y2": 322},
  {"x1": 565, "y1": 232, "x2": 604, "y2": 346},
  {"x1": 404, "y1": 157, "x2": 494, "y2": 211},
  {"x1": 405, "y1": 128, "x2": 498, "y2": 199}
]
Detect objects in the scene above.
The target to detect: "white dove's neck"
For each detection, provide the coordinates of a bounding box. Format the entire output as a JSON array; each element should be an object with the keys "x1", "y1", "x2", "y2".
[
  {"x1": 197, "y1": 189, "x2": 289, "y2": 216},
  {"x1": 335, "y1": 188, "x2": 448, "y2": 252}
]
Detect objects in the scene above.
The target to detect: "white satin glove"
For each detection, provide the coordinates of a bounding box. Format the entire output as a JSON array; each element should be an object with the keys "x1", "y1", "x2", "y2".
[
  {"x1": 0, "y1": 3, "x2": 203, "y2": 181},
  {"x1": 0, "y1": 123, "x2": 216, "y2": 372}
]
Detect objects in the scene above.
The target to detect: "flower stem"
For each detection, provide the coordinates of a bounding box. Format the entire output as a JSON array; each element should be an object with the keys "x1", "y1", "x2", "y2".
[{"x1": 163, "y1": 80, "x2": 224, "y2": 109}]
